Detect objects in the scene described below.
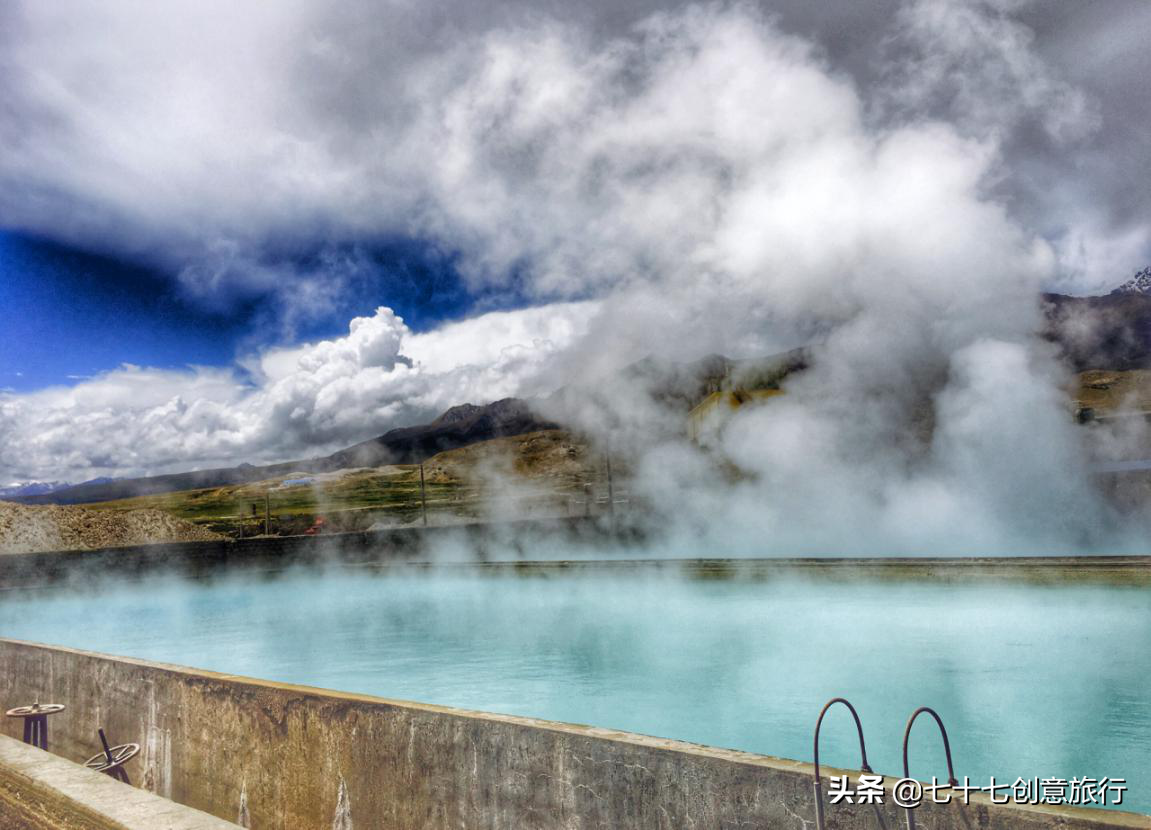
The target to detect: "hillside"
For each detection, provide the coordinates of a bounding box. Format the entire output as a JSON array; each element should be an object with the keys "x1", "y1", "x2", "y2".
[
  {"x1": 16, "y1": 283, "x2": 1151, "y2": 510},
  {"x1": 0, "y1": 500, "x2": 226, "y2": 555},
  {"x1": 325, "y1": 398, "x2": 558, "y2": 469},
  {"x1": 20, "y1": 352, "x2": 792, "y2": 507},
  {"x1": 77, "y1": 430, "x2": 597, "y2": 537},
  {"x1": 1042, "y1": 291, "x2": 1151, "y2": 372},
  {"x1": 22, "y1": 398, "x2": 557, "y2": 506},
  {"x1": 1072, "y1": 369, "x2": 1151, "y2": 416}
]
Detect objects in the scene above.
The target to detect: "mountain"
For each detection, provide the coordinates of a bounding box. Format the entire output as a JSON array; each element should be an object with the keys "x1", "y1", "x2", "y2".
[
  {"x1": 17, "y1": 278, "x2": 1151, "y2": 507},
  {"x1": 1110, "y1": 266, "x2": 1151, "y2": 296},
  {"x1": 0, "y1": 481, "x2": 73, "y2": 499},
  {"x1": 18, "y1": 398, "x2": 558, "y2": 506},
  {"x1": 1042, "y1": 288, "x2": 1151, "y2": 372},
  {"x1": 322, "y1": 398, "x2": 558, "y2": 469},
  {"x1": 17, "y1": 352, "x2": 776, "y2": 506}
]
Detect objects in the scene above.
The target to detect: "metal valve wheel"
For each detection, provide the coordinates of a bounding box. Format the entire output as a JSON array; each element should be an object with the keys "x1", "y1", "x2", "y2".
[
  {"x1": 84, "y1": 742, "x2": 139, "y2": 773},
  {"x1": 85, "y1": 730, "x2": 140, "y2": 784},
  {"x1": 6, "y1": 704, "x2": 65, "y2": 717},
  {"x1": 5, "y1": 703, "x2": 66, "y2": 750}
]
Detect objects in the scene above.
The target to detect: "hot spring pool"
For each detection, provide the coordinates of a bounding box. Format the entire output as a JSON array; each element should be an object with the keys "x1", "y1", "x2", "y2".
[{"x1": 0, "y1": 563, "x2": 1148, "y2": 813}]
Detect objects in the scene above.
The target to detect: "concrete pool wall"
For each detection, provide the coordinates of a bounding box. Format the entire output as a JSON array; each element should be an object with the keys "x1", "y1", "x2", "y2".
[
  {"x1": 0, "y1": 515, "x2": 1146, "y2": 592},
  {"x1": 0, "y1": 517, "x2": 646, "y2": 591},
  {"x1": 0, "y1": 734, "x2": 240, "y2": 829},
  {"x1": 1, "y1": 639, "x2": 1147, "y2": 830}
]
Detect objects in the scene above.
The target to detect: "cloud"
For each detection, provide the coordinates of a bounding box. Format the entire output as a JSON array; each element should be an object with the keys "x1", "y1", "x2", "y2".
[
  {"x1": 400, "y1": 4, "x2": 1054, "y2": 364},
  {"x1": 0, "y1": 302, "x2": 595, "y2": 482},
  {"x1": 0, "y1": 0, "x2": 1145, "y2": 309},
  {"x1": 880, "y1": 0, "x2": 1099, "y2": 143},
  {"x1": 0, "y1": 0, "x2": 1147, "y2": 552},
  {"x1": 390, "y1": 1, "x2": 1129, "y2": 552}
]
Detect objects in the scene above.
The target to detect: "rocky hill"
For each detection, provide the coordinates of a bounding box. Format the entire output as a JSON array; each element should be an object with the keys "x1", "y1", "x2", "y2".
[
  {"x1": 0, "y1": 500, "x2": 226, "y2": 555},
  {"x1": 324, "y1": 398, "x2": 557, "y2": 470},
  {"x1": 1110, "y1": 266, "x2": 1151, "y2": 296},
  {"x1": 18, "y1": 352, "x2": 797, "y2": 506},
  {"x1": 1042, "y1": 289, "x2": 1151, "y2": 371}
]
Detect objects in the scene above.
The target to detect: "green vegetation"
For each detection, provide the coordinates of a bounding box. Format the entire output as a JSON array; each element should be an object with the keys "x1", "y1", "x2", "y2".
[
  {"x1": 84, "y1": 466, "x2": 471, "y2": 537},
  {"x1": 81, "y1": 431, "x2": 608, "y2": 538}
]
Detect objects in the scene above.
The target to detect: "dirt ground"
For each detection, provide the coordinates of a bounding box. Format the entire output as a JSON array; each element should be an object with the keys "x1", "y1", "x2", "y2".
[{"x1": 0, "y1": 500, "x2": 226, "y2": 555}]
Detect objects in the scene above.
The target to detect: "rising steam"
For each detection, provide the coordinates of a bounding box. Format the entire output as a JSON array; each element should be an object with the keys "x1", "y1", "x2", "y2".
[{"x1": 1, "y1": 1, "x2": 1146, "y2": 553}]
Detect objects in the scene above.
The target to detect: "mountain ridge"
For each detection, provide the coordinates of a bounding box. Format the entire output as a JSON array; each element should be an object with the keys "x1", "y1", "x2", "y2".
[
  {"x1": 1110, "y1": 266, "x2": 1151, "y2": 296},
  {"x1": 15, "y1": 398, "x2": 557, "y2": 506}
]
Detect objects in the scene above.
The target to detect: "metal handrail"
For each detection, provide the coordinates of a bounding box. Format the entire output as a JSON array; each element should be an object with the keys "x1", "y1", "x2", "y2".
[
  {"x1": 812, "y1": 698, "x2": 886, "y2": 830},
  {"x1": 901, "y1": 706, "x2": 959, "y2": 830}
]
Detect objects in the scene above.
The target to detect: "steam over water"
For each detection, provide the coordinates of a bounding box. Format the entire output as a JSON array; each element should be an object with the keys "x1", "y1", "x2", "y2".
[{"x1": 1, "y1": 566, "x2": 1148, "y2": 813}]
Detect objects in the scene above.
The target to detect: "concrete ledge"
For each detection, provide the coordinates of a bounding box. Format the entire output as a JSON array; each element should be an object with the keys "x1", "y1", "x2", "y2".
[
  {"x1": 2, "y1": 639, "x2": 1148, "y2": 829},
  {"x1": 0, "y1": 735, "x2": 240, "y2": 830},
  {"x1": 0, "y1": 525, "x2": 1147, "y2": 592},
  {"x1": 0, "y1": 517, "x2": 628, "y2": 590}
]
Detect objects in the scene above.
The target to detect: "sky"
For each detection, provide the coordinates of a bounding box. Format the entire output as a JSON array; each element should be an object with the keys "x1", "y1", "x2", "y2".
[
  {"x1": 0, "y1": 232, "x2": 518, "y2": 392},
  {"x1": 1, "y1": 0, "x2": 1150, "y2": 509}
]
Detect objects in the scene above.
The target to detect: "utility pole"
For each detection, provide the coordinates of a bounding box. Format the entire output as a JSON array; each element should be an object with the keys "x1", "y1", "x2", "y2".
[
  {"x1": 419, "y1": 462, "x2": 428, "y2": 527},
  {"x1": 605, "y1": 433, "x2": 617, "y2": 535},
  {"x1": 605, "y1": 454, "x2": 615, "y2": 519}
]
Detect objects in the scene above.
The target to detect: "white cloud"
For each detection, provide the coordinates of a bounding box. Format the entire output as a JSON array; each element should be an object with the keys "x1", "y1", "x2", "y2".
[
  {"x1": 881, "y1": 0, "x2": 1099, "y2": 144},
  {"x1": 0, "y1": 302, "x2": 595, "y2": 482},
  {"x1": 0, "y1": 0, "x2": 1127, "y2": 308}
]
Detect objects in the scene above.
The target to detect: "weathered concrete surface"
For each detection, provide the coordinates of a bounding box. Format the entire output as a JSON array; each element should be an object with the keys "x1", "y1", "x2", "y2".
[
  {"x1": 1, "y1": 522, "x2": 1147, "y2": 592},
  {"x1": 420, "y1": 554, "x2": 1151, "y2": 587},
  {"x1": 0, "y1": 734, "x2": 240, "y2": 830},
  {"x1": 1, "y1": 639, "x2": 1147, "y2": 830}
]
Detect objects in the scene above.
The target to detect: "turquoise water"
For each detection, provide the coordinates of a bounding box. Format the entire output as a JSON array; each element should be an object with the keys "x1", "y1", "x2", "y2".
[{"x1": 0, "y1": 566, "x2": 1148, "y2": 814}]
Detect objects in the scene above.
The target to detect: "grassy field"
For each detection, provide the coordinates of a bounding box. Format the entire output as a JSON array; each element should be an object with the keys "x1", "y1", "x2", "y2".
[
  {"x1": 83, "y1": 466, "x2": 456, "y2": 536},
  {"x1": 82, "y1": 431, "x2": 606, "y2": 537},
  {"x1": 1074, "y1": 369, "x2": 1151, "y2": 415}
]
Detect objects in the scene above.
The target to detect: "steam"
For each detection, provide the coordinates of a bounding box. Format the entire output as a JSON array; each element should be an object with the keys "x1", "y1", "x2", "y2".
[{"x1": 1, "y1": 0, "x2": 1148, "y2": 552}]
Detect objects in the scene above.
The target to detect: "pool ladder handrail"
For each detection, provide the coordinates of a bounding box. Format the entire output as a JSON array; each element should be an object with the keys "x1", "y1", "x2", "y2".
[
  {"x1": 901, "y1": 706, "x2": 959, "y2": 830},
  {"x1": 812, "y1": 697, "x2": 887, "y2": 830}
]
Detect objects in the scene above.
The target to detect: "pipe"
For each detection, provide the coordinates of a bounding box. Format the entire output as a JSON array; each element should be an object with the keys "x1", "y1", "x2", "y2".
[
  {"x1": 812, "y1": 697, "x2": 885, "y2": 829},
  {"x1": 901, "y1": 706, "x2": 958, "y2": 830}
]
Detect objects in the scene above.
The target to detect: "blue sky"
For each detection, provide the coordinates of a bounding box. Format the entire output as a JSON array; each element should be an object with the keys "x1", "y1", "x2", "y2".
[
  {"x1": 0, "y1": 233, "x2": 249, "y2": 391},
  {"x1": 0, "y1": 231, "x2": 508, "y2": 392}
]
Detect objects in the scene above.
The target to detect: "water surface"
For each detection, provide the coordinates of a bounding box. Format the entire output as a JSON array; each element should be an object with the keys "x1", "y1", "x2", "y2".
[{"x1": 0, "y1": 565, "x2": 1147, "y2": 813}]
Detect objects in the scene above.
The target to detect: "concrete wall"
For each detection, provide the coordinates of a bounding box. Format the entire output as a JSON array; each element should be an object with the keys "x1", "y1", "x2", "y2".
[
  {"x1": 1, "y1": 526, "x2": 1147, "y2": 593},
  {"x1": 0, "y1": 735, "x2": 240, "y2": 830},
  {"x1": 0, "y1": 639, "x2": 1146, "y2": 830},
  {"x1": 0, "y1": 518, "x2": 635, "y2": 591}
]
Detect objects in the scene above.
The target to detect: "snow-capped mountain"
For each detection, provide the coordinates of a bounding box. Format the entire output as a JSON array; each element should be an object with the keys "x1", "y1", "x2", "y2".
[
  {"x1": 1110, "y1": 266, "x2": 1151, "y2": 296},
  {"x1": 0, "y1": 481, "x2": 72, "y2": 499}
]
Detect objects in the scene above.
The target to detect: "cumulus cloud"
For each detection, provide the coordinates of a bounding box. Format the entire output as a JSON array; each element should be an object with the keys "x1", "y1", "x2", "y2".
[
  {"x1": 0, "y1": 0, "x2": 1145, "y2": 305},
  {"x1": 0, "y1": 302, "x2": 595, "y2": 482}
]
